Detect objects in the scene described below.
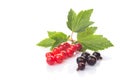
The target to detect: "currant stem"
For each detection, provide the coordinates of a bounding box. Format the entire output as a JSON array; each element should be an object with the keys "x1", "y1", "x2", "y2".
[
  {"x1": 70, "y1": 32, "x2": 74, "y2": 43},
  {"x1": 71, "y1": 32, "x2": 73, "y2": 38}
]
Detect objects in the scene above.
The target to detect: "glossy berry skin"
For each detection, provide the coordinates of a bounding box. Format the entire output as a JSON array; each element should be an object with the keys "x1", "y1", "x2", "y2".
[
  {"x1": 55, "y1": 54, "x2": 63, "y2": 63},
  {"x1": 58, "y1": 45, "x2": 64, "y2": 50},
  {"x1": 59, "y1": 51, "x2": 67, "y2": 59},
  {"x1": 45, "y1": 52, "x2": 54, "y2": 58},
  {"x1": 87, "y1": 56, "x2": 97, "y2": 66},
  {"x1": 63, "y1": 42, "x2": 70, "y2": 48},
  {"x1": 58, "y1": 42, "x2": 70, "y2": 50},
  {"x1": 66, "y1": 48, "x2": 74, "y2": 57},
  {"x1": 81, "y1": 52, "x2": 90, "y2": 60},
  {"x1": 53, "y1": 47, "x2": 60, "y2": 55},
  {"x1": 77, "y1": 62, "x2": 85, "y2": 71},
  {"x1": 76, "y1": 56, "x2": 86, "y2": 63},
  {"x1": 93, "y1": 52, "x2": 102, "y2": 60},
  {"x1": 70, "y1": 45, "x2": 77, "y2": 52},
  {"x1": 46, "y1": 56, "x2": 55, "y2": 65},
  {"x1": 60, "y1": 44, "x2": 67, "y2": 50},
  {"x1": 75, "y1": 43, "x2": 82, "y2": 51}
]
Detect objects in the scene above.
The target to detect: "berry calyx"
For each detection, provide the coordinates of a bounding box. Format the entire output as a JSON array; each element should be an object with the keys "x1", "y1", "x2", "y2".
[
  {"x1": 77, "y1": 62, "x2": 85, "y2": 71},
  {"x1": 87, "y1": 56, "x2": 97, "y2": 66}
]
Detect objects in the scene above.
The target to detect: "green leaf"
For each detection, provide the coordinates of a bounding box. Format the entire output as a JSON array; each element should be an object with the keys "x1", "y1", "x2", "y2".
[
  {"x1": 74, "y1": 9, "x2": 94, "y2": 32},
  {"x1": 48, "y1": 31, "x2": 68, "y2": 50},
  {"x1": 50, "y1": 39, "x2": 66, "y2": 50},
  {"x1": 76, "y1": 21, "x2": 94, "y2": 32},
  {"x1": 48, "y1": 31, "x2": 67, "y2": 40},
  {"x1": 48, "y1": 31, "x2": 56, "y2": 38},
  {"x1": 67, "y1": 9, "x2": 94, "y2": 32},
  {"x1": 77, "y1": 27, "x2": 97, "y2": 38},
  {"x1": 67, "y1": 9, "x2": 76, "y2": 31},
  {"x1": 37, "y1": 38, "x2": 56, "y2": 47},
  {"x1": 51, "y1": 32, "x2": 68, "y2": 50},
  {"x1": 77, "y1": 34, "x2": 113, "y2": 51}
]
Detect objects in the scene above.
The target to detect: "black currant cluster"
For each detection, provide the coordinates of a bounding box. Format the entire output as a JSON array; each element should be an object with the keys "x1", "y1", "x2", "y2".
[{"x1": 76, "y1": 52, "x2": 102, "y2": 71}]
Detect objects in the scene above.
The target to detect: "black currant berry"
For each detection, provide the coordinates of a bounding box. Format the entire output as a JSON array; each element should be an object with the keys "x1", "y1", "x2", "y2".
[
  {"x1": 81, "y1": 52, "x2": 90, "y2": 60},
  {"x1": 93, "y1": 52, "x2": 102, "y2": 60},
  {"x1": 87, "y1": 56, "x2": 97, "y2": 66},
  {"x1": 76, "y1": 56, "x2": 86, "y2": 63},
  {"x1": 77, "y1": 62, "x2": 85, "y2": 71}
]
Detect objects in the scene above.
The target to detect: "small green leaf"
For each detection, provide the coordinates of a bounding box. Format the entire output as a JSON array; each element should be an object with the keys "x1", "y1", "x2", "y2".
[
  {"x1": 50, "y1": 39, "x2": 66, "y2": 50},
  {"x1": 48, "y1": 31, "x2": 68, "y2": 50},
  {"x1": 37, "y1": 38, "x2": 56, "y2": 47},
  {"x1": 48, "y1": 31, "x2": 56, "y2": 38},
  {"x1": 48, "y1": 31, "x2": 67, "y2": 40},
  {"x1": 67, "y1": 9, "x2": 94, "y2": 32},
  {"x1": 77, "y1": 34, "x2": 113, "y2": 51}
]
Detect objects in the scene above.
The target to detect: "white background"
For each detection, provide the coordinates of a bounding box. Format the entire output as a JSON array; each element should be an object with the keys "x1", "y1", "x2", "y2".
[{"x1": 0, "y1": 0, "x2": 120, "y2": 80}]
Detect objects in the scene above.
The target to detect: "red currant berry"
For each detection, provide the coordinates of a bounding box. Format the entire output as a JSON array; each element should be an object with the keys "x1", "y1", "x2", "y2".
[
  {"x1": 63, "y1": 42, "x2": 70, "y2": 48},
  {"x1": 70, "y1": 45, "x2": 77, "y2": 52},
  {"x1": 75, "y1": 43, "x2": 82, "y2": 51},
  {"x1": 59, "y1": 51, "x2": 67, "y2": 59},
  {"x1": 46, "y1": 56, "x2": 55, "y2": 65},
  {"x1": 55, "y1": 54, "x2": 63, "y2": 63},
  {"x1": 45, "y1": 52, "x2": 54, "y2": 58},
  {"x1": 62, "y1": 44, "x2": 68, "y2": 50},
  {"x1": 58, "y1": 45, "x2": 64, "y2": 50},
  {"x1": 66, "y1": 48, "x2": 74, "y2": 57},
  {"x1": 53, "y1": 47, "x2": 60, "y2": 54}
]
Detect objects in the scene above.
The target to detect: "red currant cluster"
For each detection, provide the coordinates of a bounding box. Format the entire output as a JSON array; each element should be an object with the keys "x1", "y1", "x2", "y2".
[{"x1": 46, "y1": 42, "x2": 82, "y2": 65}]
